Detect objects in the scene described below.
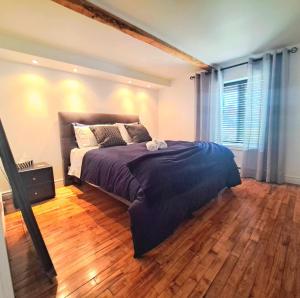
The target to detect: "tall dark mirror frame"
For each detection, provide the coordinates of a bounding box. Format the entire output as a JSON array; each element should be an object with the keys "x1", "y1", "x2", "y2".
[{"x1": 0, "y1": 119, "x2": 56, "y2": 279}]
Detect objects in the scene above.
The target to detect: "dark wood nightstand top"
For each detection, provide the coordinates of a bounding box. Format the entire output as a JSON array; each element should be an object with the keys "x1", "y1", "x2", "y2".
[{"x1": 18, "y1": 162, "x2": 52, "y2": 173}]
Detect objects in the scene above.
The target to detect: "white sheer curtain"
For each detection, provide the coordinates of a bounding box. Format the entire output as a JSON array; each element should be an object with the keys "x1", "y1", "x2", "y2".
[
  {"x1": 195, "y1": 68, "x2": 223, "y2": 143},
  {"x1": 241, "y1": 49, "x2": 289, "y2": 183}
]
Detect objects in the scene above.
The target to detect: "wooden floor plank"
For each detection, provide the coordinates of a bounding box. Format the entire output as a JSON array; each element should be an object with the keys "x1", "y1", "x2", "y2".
[{"x1": 4, "y1": 180, "x2": 300, "y2": 298}]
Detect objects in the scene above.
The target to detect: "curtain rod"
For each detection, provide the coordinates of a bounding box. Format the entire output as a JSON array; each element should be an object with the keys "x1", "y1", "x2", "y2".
[{"x1": 190, "y1": 47, "x2": 298, "y2": 79}]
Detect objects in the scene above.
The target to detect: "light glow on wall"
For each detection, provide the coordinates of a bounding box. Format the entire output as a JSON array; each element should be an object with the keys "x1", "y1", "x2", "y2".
[
  {"x1": 0, "y1": 59, "x2": 158, "y2": 193},
  {"x1": 63, "y1": 79, "x2": 81, "y2": 90},
  {"x1": 136, "y1": 90, "x2": 148, "y2": 101},
  {"x1": 115, "y1": 87, "x2": 137, "y2": 114},
  {"x1": 60, "y1": 79, "x2": 87, "y2": 112},
  {"x1": 27, "y1": 91, "x2": 44, "y2": 111},
  {"x1": 136, "y1": 90, "x2": 151, "y2": 113},
  {"x1": 19, "y1": 74, "x2": 48, "y2": 116}
]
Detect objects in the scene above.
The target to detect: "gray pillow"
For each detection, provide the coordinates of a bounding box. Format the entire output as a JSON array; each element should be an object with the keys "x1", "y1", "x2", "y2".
[
  {"x1": 90, "y1": 125, "x2": 126, "y2": 147},
  {"x1": 125, "y1": 124, "x2": 152, "y2": 143}
]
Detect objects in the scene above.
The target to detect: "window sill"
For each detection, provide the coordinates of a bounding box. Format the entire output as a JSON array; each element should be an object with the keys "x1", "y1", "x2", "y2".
[{"x1": 222, "y1": 143, "x2": 244, "y2": 151}]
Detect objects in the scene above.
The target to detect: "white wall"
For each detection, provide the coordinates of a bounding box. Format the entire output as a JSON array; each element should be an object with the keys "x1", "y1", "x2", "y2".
[
  {"x1": 285, "y1": 45, "x2": 300, "y2": 184},
  {"x1": 158, "y1": 72, "x2": 195, "y2": 141},
  {"x1": 158, "y1": 44, "x2": 300, "y2": 184},
  {"x1": 0, "y1": 60, "x2": 159, "y2": 192}
]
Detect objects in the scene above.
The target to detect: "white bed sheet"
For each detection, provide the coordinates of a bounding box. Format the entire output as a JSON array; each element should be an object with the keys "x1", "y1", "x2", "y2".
[{"x1": 68, "y1": 146, "x2": 98, "y2": 178}]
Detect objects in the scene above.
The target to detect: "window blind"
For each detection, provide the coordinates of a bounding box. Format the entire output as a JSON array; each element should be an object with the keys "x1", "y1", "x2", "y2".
[
  {"x1": 244, "y1": 71, "x2": 264, "y2": 148},
  {"x1": 222, "y1": 79, "x2": 248, "y2": 145}
]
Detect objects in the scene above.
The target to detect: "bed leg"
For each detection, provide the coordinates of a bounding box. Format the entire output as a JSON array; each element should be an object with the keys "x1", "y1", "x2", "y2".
[{"x1": 73, "y1": 177, "x2": 82, "y2": 186}]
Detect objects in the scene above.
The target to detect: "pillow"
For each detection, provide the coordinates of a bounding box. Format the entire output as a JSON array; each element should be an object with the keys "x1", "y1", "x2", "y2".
[
  {"x1": 73, "y1": 125, "x2": 98, "y2": 148},
  {"x1": 90, "y1": 125, "x2": 126, "y2": 147},
  {"x1": 72, "y1": 123, "x2": 115, "y2": 148},
  {"x1": 125, "y1": 123, "x2": 152, "y2": 143},
  {"x1": 115, "y1": 122, "x2": 138, "y2": 144}
]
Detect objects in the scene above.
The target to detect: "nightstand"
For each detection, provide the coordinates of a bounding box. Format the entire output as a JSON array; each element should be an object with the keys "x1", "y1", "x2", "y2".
[{"x1": 13, "y1": 162, "x2": 56, "y2": 208}]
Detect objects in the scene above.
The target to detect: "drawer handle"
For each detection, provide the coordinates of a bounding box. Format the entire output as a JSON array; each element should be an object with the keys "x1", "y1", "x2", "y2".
[
  {"x1": 34, "y1": 192, "x2": 38, "y2": 196},
  {"x1": 32, "y1": 177, "x2": 37, "y2": 181}
]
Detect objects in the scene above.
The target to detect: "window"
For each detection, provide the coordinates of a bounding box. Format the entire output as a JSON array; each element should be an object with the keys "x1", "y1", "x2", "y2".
[{"x1": 222, "y1": 79, "x2": 247, "y2": 145}]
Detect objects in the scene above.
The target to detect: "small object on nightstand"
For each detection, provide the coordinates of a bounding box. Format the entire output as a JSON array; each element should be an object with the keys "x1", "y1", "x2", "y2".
[
  {"x1": 13, "y1": 162, "x2": 56, "y2": 208},
  {"x1": 16, "y1": 160, "x2": 33, "y2": 170}
]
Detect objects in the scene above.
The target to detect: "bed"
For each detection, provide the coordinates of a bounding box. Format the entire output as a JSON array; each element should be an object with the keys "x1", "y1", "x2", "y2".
[{"x1": 58, "y1": 112, "x2": 241, "y2": 257}]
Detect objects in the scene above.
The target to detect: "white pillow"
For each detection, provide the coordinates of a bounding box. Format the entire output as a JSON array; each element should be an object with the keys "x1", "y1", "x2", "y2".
[
  {"x1": 74, "y1": 126, "x2": 97, "y2": 148},
  {"x1": 115, "y1": 122, "x2": 138, "y2": 144},
  {"x1": 74, "y1": 124, "x2": 114, "y2": 148}
]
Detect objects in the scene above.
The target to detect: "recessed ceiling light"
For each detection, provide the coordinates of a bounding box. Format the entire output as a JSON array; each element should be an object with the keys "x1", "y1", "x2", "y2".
[
  {"x1": 32, "y1": 59, "x2": 38, "y2": 64},
  {"x1": 73, "y1": 68, "x2": 78, "y2": 73}
]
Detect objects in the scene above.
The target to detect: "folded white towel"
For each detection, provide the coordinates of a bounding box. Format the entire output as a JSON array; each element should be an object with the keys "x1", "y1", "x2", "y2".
[
  {"x1": 146, "y1": 139, "x2": 168, "y2": 151},
  {"x1": 146, "y1": 140, "x2": 159, "y2": 151},
  {"x1": 157, "y1": 140, "x2": 168, "y2": 149}
]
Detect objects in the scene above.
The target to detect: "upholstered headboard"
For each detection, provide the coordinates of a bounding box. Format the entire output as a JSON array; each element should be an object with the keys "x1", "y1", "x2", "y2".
[{"x1": 58, "y1": 112, "x2": 139, "y2": 186}]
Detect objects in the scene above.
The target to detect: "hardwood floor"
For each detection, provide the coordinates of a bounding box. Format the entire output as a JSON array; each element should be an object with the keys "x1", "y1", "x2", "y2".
[{"x1": 5, "y1": 179, "x2": 300, "y2": 298}]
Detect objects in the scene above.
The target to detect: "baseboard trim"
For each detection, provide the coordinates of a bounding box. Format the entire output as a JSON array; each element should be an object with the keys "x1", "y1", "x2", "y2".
[
  {"x1": 54, "y1": 179, "x2": 64, "y2": 188},
  {"x1": 284, "y1": 175, "x2": 300, "y2": 185}
]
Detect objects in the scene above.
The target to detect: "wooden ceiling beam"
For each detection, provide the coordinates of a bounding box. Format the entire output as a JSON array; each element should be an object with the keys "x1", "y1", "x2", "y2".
[{"x1": 52, "y1": 0, "x2": 211, "y2": 70}]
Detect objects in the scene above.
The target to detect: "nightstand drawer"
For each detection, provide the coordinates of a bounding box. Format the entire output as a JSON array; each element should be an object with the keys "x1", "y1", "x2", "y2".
[
  {"x1": 21, "y1": 168, "x2": 53, "y2": 186},
  {"x1": 27, "y1": 183, "x2": 55, "y2": 203}
]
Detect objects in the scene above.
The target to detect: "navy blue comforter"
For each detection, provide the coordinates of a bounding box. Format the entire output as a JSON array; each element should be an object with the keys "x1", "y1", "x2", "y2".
[{"x1": 81, "y1": 141, "x2": 241, "y2": 257}]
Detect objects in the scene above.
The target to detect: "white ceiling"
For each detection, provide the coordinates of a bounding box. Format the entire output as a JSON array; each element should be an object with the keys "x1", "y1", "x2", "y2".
[
  {"x1": 0, "y1": 0, "x2": 300, "y2": 81},
  {"x1": 93, "y1": 0, "x2": 300, "y2": 64},
  {"x1": 0, "y1": 0, "x2": 195, "y2": 81}
]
